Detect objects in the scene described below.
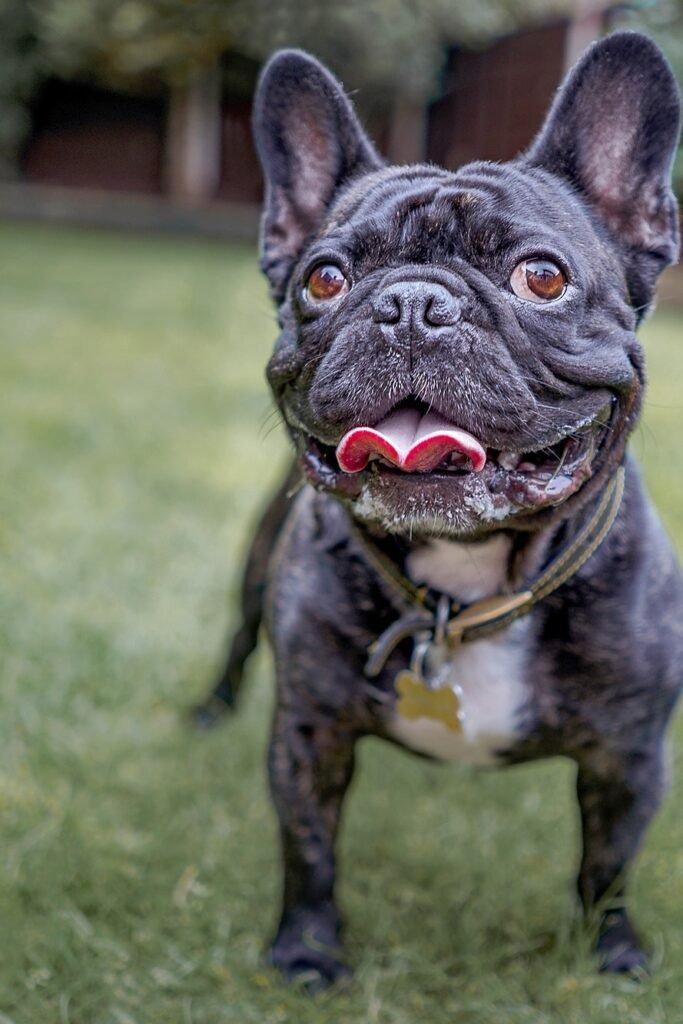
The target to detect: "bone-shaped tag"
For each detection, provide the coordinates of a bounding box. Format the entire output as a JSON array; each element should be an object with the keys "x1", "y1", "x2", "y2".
[{"x1": 395, "y1": 670, "x2": 463, "y2": 734}]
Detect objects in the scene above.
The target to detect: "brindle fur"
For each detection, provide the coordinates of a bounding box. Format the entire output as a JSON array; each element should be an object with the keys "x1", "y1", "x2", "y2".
[{"x1": 204, "y1": 33, "x2": 683, "y2": 985}]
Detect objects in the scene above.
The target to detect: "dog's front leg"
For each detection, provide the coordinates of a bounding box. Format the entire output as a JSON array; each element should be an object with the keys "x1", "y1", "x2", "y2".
[
  {"x1": 267, "y1": 700, "x2": 357, "y2": 988},
  {"x1": 575, "y1": 744, "x2": 666, "y2": 975}
]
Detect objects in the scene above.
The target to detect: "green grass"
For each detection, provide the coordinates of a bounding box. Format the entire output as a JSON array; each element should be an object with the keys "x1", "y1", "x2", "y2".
[{"x1": 2, "y1": 222, "x2": 683, "y2": 1024}]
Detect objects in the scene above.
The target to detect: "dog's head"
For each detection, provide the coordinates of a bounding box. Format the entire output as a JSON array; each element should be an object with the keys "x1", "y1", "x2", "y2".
[{"x1": 253, "y1": 33, "x2": 680, "y2": 539}]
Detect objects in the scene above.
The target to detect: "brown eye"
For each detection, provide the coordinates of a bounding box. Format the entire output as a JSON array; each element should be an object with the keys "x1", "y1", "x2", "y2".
[
  {"x1": 510, "y1": 258, "x2": 567, "y2": 302},
  {"x1": 304, "y1": 263, "x2": 349, "y2": 303}
]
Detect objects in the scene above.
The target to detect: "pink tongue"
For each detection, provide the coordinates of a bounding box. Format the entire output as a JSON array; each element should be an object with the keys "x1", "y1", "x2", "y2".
[{"x1": 336, "y1": 408, "x2": 487, "y2": 474}]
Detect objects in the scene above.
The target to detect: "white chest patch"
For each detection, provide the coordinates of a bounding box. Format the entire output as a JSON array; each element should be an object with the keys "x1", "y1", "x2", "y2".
[
  {"x1": 388, "y1": 536, "x2": 530, "y2": 766},
  {"x1": 405, "y1": 534, "x2": 512, "y2": 603},
  {"x1": 388, "y1": 622, "x2": 530, "y2": 765}
]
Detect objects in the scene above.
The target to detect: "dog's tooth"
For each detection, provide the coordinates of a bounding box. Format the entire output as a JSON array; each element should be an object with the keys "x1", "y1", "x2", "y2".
[{"x1": 498, "y1": 451, "x2": 521, "y2": 471}]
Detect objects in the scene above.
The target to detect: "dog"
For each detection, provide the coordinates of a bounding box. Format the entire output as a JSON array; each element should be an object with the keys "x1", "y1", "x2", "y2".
[{"x1": 200, "y1": 31, "x2": 683, "y2": 985}]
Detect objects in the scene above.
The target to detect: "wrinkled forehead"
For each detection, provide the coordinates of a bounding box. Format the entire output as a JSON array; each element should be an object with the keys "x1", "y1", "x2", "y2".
[{"x1": 324, "y1": 161, "x2": 597, "y2": 263}]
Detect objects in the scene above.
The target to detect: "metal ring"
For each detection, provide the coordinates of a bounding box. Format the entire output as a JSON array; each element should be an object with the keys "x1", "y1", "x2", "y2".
[
  {"x1": 434, "y1": 594, "x2": 451, "y2": 646},
  {"x1": 409, "y1": 638, "x2": 431, "y2": 680}
]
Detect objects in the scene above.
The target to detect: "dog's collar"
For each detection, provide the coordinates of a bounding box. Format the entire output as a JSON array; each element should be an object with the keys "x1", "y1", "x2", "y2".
[{"x1": 356, "y1": 465, "x2": 626, "y2": 678}]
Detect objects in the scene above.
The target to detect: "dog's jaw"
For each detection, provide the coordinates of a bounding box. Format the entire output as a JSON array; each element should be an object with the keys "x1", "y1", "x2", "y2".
[
  {"x1": 294, "y1": 397, "x2": 617, "y2": 539},
  {"x1": 350, "y1": 475, "x2": 517, "y2": 538}
]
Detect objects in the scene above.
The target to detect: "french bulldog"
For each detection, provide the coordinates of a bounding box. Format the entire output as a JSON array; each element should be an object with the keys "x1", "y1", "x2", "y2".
[{"x1": 205, "y1": 32, "x2": 683, "y2": 985}]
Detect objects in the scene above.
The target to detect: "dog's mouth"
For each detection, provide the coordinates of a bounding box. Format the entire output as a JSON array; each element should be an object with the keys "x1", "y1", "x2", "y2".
[
  {"x1": 336, "y1": 406, "x2": 488, "y2": 475},
  {"x1": 298, "y1": 398, "x2": 613, "y2": 517}
]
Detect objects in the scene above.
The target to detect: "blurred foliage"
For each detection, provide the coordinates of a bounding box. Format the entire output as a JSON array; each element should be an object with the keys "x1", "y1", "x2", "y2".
[
  {"x1": 0, "y1": 0, "x2": 45, "y2": 177},
  {"x1": 32, "y1": 0, "x2": 574, "y2": 99},
  {"x1": 36, "y1": 0, "x2": 238, "y2": 89},
  {"x1": 230, "y1": 0, "x2": 574, "y2": 114},
  {"x1": 3, "y1": 1, "x2": 682, "y2": 188},
  {"x1": 617, "y1": 1, "x2": 683, "y2": 193},
  {"x1": 0, "y1": 0, "x2": 576, "y2": 177}
]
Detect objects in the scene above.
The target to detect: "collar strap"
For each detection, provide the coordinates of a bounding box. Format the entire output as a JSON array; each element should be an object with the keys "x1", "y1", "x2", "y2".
[{"x1": 361, "y1": 466, "x2": 625, "y2": 678}]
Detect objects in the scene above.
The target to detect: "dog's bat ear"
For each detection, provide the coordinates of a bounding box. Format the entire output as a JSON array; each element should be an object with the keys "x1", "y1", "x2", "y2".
[
  {"x1": 253, "y1": 49, "x2": 383, "y2": 302},
  {"x1": 526, "y1": 31, "x2": 680, "y2": 312}
]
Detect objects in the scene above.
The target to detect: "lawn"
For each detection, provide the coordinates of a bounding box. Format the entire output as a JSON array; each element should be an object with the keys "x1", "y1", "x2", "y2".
[{"x1": 1, "y1": 222, "x2": 683, "y2": 1024}]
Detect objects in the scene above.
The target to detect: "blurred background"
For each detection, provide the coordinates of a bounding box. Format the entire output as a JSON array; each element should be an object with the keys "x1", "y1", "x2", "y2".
[
  {"x1": 4, "y1": 3, "x2": 683, "y2": 1023},
  {"x1": 1, "y1": 0, "x2": 682, "y2": 238}
]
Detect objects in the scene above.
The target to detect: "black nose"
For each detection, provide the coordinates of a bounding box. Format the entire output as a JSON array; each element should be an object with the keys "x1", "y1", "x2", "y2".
[{"x1": 372, "y1": 281, "x2": 460, "y2": 329}]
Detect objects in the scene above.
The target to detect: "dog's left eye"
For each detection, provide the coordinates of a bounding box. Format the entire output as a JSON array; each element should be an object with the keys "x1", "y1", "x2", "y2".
[
  {"x1": 510, "y1": 258, "x2": 567, "y2": 302},
  {"x1": 304, "y1": 264, "x2": 349, "y2": 303}
]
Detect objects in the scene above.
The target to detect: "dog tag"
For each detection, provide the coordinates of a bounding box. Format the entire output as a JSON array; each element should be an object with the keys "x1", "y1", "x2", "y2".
[{"x1": 394, "y1": 669, "x2": 464, "y2": 734}]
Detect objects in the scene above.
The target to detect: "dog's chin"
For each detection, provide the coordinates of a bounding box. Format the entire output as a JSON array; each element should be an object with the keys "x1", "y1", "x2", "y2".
[{"x1": 296, "y1": 409, "x2": 612, "y2": 539}]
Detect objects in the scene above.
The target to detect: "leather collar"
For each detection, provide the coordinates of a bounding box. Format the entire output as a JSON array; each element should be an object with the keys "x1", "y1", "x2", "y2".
[{"x1": 351, "y1": 466, "x2": 626, "y2": 678}]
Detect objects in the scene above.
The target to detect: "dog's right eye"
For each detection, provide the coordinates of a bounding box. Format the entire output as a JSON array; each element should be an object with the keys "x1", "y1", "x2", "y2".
[{"x1": 304, "y1": 264, "x2": 349, "y2": 304}]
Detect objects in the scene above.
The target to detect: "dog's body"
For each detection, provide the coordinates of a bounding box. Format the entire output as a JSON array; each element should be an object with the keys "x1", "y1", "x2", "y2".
[{"x1": 204, "y1": 33, "x2": 683, "y2": 984}]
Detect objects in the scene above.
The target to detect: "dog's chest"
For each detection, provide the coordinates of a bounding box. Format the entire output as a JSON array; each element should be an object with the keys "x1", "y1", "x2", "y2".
[{"x1": 386, "y1": 536, "x2": 530, "y2": 766}]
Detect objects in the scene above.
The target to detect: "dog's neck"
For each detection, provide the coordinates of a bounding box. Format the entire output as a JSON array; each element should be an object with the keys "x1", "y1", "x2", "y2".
[
  {"x1": 350, "y1": 514, "x2": 565, "y2": 607},
  {"x1": 405, "y1": 534, "x2": 513, "y2": 604}
]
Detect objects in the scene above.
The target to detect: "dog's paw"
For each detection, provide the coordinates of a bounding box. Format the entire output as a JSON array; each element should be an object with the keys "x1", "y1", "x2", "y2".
[
  {"x1": 597, "y1": 910, "x2": 649, "y2": 979},
  {"x1": 269, "y1": 910, "x2": 351, "y2": 990}
]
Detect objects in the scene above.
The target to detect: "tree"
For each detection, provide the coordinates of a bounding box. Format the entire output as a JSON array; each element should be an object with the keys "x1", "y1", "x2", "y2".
[
  {"x1": 33, "y1": 0, "x2": 573, "y2": 108},
  {"x1": 35, "y1": 0, "x2": 238, "y2": 90},
  {"x1": 0, "y1": 0, "x2": 46, "y2": 177},
  {"x1": 234, "y1": 0, "x2": 571, "y2": 113},
  {"x1": 0, "y1": 0, "x2": 579, "y2": 186}
]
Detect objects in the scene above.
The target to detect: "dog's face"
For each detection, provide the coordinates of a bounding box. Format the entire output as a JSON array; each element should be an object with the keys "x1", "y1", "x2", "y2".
[{"x1": 254, "y1": 34, "x2": 679, "y2": 539}]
